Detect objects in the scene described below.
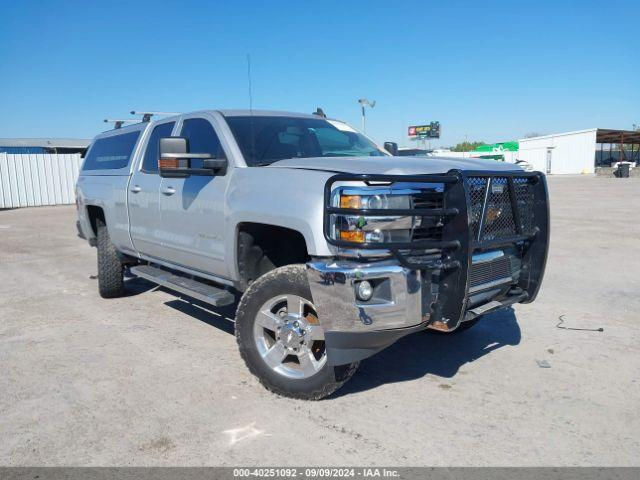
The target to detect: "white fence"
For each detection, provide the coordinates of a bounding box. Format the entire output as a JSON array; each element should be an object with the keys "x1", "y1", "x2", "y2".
[{"x1": 0, "y1": 153, "x2": 82, "y2": 208}]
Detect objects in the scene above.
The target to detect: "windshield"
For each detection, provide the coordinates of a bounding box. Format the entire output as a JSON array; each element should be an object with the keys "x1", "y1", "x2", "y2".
[{"x1": 225, "y1": 115, "x2": 388, "y2": 166}]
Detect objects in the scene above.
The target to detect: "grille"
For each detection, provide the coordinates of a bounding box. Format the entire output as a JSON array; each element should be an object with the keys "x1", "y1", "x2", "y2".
[
  {"x1": 467, "y1": 177, "x2": 488, "y2": 239},
  {"x1": 411, "y1": 189, "x2": 444, "y2": 242},
  {"x1": 467, "y1": 176, "x2": 536, "y2": 242},
  {"x1": 482, "y1": 177, "x2": 516, "y2": 240},
  {"x1": 412, "y1": 190, "x2": 443, "y2": 209},
  {"x1": 404, "y1": 176, "x2": 536, "y2": 244},
  {"x1": 513, "y1": 177, "x2": 535, "y2": 234},
  {"x1": 469, "y1": 255, "x2": 513, "y2": 290},
  {"x1": 412, "y1": 222, "x2": 443, "y2": 241}
]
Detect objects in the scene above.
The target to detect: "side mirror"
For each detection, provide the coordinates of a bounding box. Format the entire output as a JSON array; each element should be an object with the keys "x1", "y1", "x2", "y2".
[
  {"x1": 158, "y1": 137, "x2": 227, "y2": 177},
  {"x1": 384, "y1": 141, "x2": 398, "y2": 156},
  {"x1": 159, "y1": 137, "x2": 188, "y2": 175},
  {"x1": 203, "y1": 158, "x2": 228, "y2": 171}
]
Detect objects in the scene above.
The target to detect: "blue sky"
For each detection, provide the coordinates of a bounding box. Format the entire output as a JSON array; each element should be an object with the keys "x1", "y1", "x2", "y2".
[{"x1": 1, "y1": 0, "x2": 638, "y2": 147}]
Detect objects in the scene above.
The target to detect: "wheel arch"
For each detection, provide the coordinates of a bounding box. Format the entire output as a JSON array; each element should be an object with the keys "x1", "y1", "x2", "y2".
[
  {"x1": 234, "y1": 221, "x2": 312, "y2": 291},
  {"x1": 85, "y1": 204, "x2": 106, "y2": 237}
]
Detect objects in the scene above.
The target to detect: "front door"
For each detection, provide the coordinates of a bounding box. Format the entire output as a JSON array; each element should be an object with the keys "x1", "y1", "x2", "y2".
[
  {"x1": 128, "y1": 120, "x2": 176, "y2": 259},
  {"x1": 158, "y1": 116, "x2": 230, "y2": 278}
]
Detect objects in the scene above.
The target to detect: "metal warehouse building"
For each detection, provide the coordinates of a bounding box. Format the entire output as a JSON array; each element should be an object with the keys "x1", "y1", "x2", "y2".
[
  {"x1": 0, "y1": 138, "x2": 90, "y2": 209},
  {"x1": 518, "y1": 128, "x2": 640, "y2": 175},
  {"x1": 0, "y1": 137, "x2": 89, "y2": 155}
]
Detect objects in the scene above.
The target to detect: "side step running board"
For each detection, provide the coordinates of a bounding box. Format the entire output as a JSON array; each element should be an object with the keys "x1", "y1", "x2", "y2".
[{"x1": 130, "y1": 265, "x2": 235, "y2": 307}]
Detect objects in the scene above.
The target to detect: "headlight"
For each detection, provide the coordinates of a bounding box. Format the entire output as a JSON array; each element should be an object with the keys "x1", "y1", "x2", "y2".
[
  {"x1": 329, "y1": 188, "x2": 414, "y2": 244},
  {"x1": 338, "y1": 193, "x2": 410, "y2": 210}
]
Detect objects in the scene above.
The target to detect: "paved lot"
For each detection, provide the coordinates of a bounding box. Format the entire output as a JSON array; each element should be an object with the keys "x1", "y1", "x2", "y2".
[{"x1": 1, "y1": 176, "x2": 639, "y2": 466}]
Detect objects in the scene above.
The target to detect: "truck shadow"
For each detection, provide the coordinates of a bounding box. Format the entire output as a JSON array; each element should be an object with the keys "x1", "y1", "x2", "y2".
[
  {"x1": 334, "y1": 307, "x2": 521, "y2": 398},
  {"x1": 161, "y1": 293, "x2": 239, "y2": 336},
  {"x1": 123, "y1": 276, "x2": 239, "y2": 332},
  {"x1": 121, "y1": 275, "x2": 159, "y2": 297}
]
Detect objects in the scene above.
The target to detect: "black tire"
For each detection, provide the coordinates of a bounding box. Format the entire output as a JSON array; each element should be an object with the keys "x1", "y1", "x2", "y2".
[
  {"x1": 96, "y1": 220, "x2": 124, "y2": 298},
  {"x1": 235, "y1": 264, "x2": 359, "y2": 400},
  {"x1": 429, "y1": 317, "x2": 481, "y2": 334}
]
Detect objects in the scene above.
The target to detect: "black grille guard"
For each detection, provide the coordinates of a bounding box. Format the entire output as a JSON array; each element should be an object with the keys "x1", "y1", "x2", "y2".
[{"x1": 323, "y1": 169, "x2": 550, "y2": 328}]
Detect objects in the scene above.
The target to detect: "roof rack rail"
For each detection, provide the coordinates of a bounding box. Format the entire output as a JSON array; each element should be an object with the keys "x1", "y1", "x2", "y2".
[
  {"x1": 103, "y1": 119, "x2": 138, "y2": 129},
  {"x1": 130, "y1": 111, "x2": 180, "y2": 122}
]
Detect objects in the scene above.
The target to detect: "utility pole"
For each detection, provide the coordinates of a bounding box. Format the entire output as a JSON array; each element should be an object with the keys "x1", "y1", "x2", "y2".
[{"x1": 358, "y1": 98, "x2": 376, "y2": 133}]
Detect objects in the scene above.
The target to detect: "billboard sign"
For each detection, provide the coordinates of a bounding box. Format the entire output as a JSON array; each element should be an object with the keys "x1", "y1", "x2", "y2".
[{"x1": 408, "y1": 122, "x2": 440, "y2": 139}]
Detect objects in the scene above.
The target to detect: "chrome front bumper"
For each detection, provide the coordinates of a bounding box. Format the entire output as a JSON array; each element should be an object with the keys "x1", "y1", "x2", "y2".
[
  {"x1": 306, "y1": 259, "x2": 427, "y2": 365},
  {"x1": 306, "y1": 252, "x2": 528, "y2": 365},
  {"x1": 306, "y1": 259, "x2": 425, "y2": 334}
]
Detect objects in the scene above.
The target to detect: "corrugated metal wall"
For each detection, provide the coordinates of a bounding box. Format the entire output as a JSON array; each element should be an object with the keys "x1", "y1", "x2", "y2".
[
  {"x1": 0, "y1": 153, "x2": 82, "y2": 208},
  {"x1": 518, "y1": 130, "x2": 598, "y2": 174}
]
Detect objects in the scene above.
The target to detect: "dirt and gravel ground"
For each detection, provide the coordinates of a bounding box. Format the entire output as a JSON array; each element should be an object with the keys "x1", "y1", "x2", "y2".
[{"x1": 1, "y1": 176, "x2": 639, "y2": 466}]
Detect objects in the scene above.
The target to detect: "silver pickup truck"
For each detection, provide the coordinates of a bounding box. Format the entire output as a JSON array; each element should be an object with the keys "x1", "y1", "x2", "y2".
[{"x1": 76, "y1": 109, "x2": 549, "y2": 400}]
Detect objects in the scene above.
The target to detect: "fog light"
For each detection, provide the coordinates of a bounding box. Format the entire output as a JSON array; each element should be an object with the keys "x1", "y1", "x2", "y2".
[{"x1": 356, "y1": 280, "x2": 373, "y2": 301}]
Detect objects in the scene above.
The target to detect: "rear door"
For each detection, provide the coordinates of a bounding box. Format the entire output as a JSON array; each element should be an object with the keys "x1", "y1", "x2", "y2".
[
  {"x1": 79, "y1": 126, "x2": 145, "y2": 256},
  {"x1": 157, "y1": 115, "x2": 230, "y2": 277},
  {"x1": 128, "y1": 120, "x2": 176, "y2": 258}
]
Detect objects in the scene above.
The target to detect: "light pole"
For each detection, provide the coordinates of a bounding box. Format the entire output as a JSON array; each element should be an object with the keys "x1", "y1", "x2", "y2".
[{"x1": 358, "y1": 98, "x2": 376, "y2": 133}]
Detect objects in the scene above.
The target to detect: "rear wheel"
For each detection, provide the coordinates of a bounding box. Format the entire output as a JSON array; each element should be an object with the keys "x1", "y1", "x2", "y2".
[
  {"x1": 96, "y1": 220, "x2": 125, "y2": 298},
  {"x1": 235, "y1": 265, "x2": 358, "y2": 400}
]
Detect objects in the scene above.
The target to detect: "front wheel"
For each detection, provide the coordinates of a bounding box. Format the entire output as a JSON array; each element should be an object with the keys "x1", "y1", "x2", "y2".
[{"x1": 235, "y1": 265, "x2": 358, "y2": 400}]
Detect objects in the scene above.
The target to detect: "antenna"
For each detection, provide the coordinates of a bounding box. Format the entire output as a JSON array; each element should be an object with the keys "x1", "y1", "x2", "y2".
[
  {"x1": 246, "y1": 54, "x2": 254, "y2": 114},
  {"x1": 313, "y1": 107, "x2": 327, "y2": 118},
  {"x1": 247, "y1": 53, "x2": 256, "y2": 163},
  {"x1": 130, "y1": 111, "x2": 180, "y2": 122},
  {"x1": 103, "y1": 119, "x2": 137, "y2": 129}
]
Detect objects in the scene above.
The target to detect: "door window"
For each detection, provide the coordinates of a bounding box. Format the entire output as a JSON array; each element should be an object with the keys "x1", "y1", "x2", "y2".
[
  {"x1": 180, "y1": 118, "x2": 226, "y2": 168},
  {"x1": 142, "y1": 122, "x2": 176, "y2": 173}
]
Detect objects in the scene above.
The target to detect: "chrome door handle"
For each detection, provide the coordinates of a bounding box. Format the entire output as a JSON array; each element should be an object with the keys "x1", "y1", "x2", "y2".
[
  {"x1": 161, "y1": 186, "x2": 176, "y2": 196},
  {"x1": 130, "y1": 185, "x2": 141, "y2": 193}
]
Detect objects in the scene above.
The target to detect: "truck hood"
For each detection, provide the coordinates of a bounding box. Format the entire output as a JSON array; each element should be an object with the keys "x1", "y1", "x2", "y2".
[{"x1": 265, "y1": 156, "x2": 523, "y2": 175}]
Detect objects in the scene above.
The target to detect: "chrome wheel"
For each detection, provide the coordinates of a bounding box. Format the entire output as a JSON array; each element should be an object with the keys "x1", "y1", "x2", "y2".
[{"x1": 253, "y1": 294, "x2": 326, "y2": 379}]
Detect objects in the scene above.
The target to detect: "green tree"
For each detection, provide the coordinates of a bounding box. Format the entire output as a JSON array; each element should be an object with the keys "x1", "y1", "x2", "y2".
[{"x1": 451, "y1": 141, "x2": 486, "y2": 152}]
